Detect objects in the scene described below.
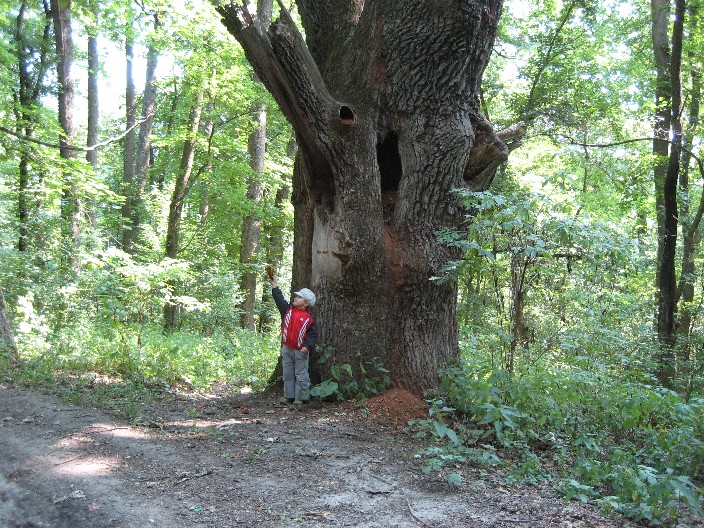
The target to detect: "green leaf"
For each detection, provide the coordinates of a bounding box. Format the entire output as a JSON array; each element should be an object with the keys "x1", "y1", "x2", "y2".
[
  {"x1": 309, "y1": 380, "x2": 338, "y2": 398},
  {"x1": 446, "y1": 473, "x2": 464, "y2": 487}
]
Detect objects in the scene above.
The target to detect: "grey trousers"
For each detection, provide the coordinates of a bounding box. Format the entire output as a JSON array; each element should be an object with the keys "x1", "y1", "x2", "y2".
[{"x1": 281, "y1": 345, "x2": 310, "y2": 401}]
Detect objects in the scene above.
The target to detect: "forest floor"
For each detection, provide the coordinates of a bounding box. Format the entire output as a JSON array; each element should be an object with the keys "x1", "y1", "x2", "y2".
[{"x1": 0, "y1": 380, "x2": 655, "y2": 528}]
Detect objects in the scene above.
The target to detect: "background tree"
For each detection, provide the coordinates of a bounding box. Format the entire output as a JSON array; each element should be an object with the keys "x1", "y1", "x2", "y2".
[
  {"x1": 121, "y1": 9, "x2": 161, "y2": 253},
  {"x1": 11, "y1": 0, "x2": 53, "y2": 254},
  {"x1": 84, "y1": 0, "x2": 100, "y2": 226},
  {"x1": 163, "y1": 84, "x2": 205, "y2": 330},
  {"x1": 238, "y1": 0, "x2": 273, "y2": 330},
  {"x1": 51, "y1": 0, "x2": 81, "y2": 270}
]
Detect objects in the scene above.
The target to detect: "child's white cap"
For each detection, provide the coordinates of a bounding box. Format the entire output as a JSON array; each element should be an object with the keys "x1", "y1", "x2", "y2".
[{"x1": 294, "y1": 288, "x2": 316, "y2": 307}]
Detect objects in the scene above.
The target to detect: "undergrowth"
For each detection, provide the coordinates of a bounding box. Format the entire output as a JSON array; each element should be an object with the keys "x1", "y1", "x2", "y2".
[
  {"x1": 1, "y1": 321, "x2": 280, "y2": 404},
  {"x1": 410, "y1": 357, "x2": 704, "y2": 526}
]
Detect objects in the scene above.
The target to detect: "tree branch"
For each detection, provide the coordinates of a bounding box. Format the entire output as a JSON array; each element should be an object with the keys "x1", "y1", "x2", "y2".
[
  {"x1": 0, "y1": 111, "x2": 155, "y2": 153},
  {"x1": 215, "y1": 0, "x2": 340, "y2": 148},
  {"x1": 559, "y1": 133, "x2": 704, "y2": 174}
]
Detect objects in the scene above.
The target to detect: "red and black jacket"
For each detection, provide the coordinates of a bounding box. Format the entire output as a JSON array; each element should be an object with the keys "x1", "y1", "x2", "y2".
[{"x1": 272, "y1": 287, "x2": 318, "y2": 351}]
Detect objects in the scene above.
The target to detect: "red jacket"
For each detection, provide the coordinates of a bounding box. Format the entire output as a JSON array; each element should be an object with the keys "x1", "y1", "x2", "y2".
[
  {"x1": 272, "y1": 287, "x2": 318, "y2": 351},
  {"x1": 281, "y1": 307, "x2": 314, "y2": 350}
]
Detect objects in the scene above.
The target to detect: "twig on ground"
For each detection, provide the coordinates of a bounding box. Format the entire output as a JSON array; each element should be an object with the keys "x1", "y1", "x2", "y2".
[{"x1": 406, "y1": 498, "x2": 434, "y2": 527}]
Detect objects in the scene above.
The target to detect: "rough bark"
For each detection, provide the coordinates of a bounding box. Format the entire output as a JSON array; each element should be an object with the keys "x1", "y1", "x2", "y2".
[
  {"x1": 217, "y1": 0, "x2": 505, "y2": 393},
  {"x1": 52, "y1": 0, "x2": 81, "y2": 270}
]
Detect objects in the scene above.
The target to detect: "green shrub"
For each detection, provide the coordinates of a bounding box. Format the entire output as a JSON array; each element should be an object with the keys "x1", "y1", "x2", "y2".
[{"x1": 412, "y1": 356, "x2": 704, "y2": 525}]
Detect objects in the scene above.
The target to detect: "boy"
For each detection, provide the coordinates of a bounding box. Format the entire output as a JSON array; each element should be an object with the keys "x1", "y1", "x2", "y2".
[{"x1": 267, "y1": 274, "x2": 318, "y2": 405}]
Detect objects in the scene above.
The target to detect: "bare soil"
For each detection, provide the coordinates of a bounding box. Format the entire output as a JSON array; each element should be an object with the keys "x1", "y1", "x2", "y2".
[{"x1": 0, "y1": 382, "x2": 641, "y2": 527}]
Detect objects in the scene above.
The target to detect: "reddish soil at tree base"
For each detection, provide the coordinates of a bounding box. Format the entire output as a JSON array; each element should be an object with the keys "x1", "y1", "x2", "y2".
[
  {"x1": 0, "y1": 382, "x2": 667, "y2": 527},
  {"x1": 355, "y1": 387, "x2": 430, "y2": 430}
]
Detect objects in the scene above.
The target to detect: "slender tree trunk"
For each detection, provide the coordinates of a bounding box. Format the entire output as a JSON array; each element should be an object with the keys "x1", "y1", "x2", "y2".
[
  {"x1": 239, "y1": 102, "x2": 267, "y2": 330},
  {"x1": 218, "y1": 0, "x2": 506, "y2": 393},
  {"x1": 676, "y1": 11, "x2": 702, "y2": 344},
  {"x1": 164, "y1": 89, "x2": 204, "y2": 330},
  {"x1": 85, "y1": 0, "x2": 99, "y2": 227},
  {"x1": 15, "y1": 0, "x2": 52, "y2": 253},
  {"x1": 260, "y1": 185, "x2": 293, "y2": 333},
  {"x1": 508, "y1": 252, "x2": 529, "y2": 374},
  {"x1": 653, "y1": 0, "x2": 685, "y2": 387},
  {"x1": 121, "y1": 10, "x2": 136, "y2": 250},
  {"x1": 52, "y1": 0, "x2": 81, "y2": 271},
  {"x1": 122, "y1": 13, "x2": 160, "y2": 253},
  {"x1": 238, "y1": 1, "x2": 273, "y2": 330},
  {"x1": 652, "y1": 0, "x2": 672, "y2": 296},
  {"x1": 198, "y1": 103, "x2": 216, "y2": 243},
  {"x1": 0, "y1": 286, "x2": 18, "y2": 364},
  {"x1": 259, "y1": 135, "x2": 294, "y2": 335}
]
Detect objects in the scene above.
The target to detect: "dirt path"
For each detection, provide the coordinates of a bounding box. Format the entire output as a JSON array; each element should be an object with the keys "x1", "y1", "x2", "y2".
[{"x1": 0, "y1": 383, "x2": 632, "y2": 527}]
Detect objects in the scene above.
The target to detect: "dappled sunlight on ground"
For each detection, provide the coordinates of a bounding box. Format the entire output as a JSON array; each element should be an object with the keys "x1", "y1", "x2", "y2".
[{"x1": 53, "y1": 456, "x2": 120, "y2": 477}]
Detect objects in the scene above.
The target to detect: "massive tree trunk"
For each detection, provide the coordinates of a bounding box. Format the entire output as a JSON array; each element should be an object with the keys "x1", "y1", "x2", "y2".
[
  {"x1": 52, "y1": 0, "x2": 81, "y2": 270},
  {"x1": 217, "y1": 0, "x2": 506, "y2": 393}
]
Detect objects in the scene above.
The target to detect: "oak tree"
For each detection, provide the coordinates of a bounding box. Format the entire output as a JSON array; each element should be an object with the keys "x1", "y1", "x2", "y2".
[{"x1": 216, "y1": 0, "x2": 510, "y2": 392}]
